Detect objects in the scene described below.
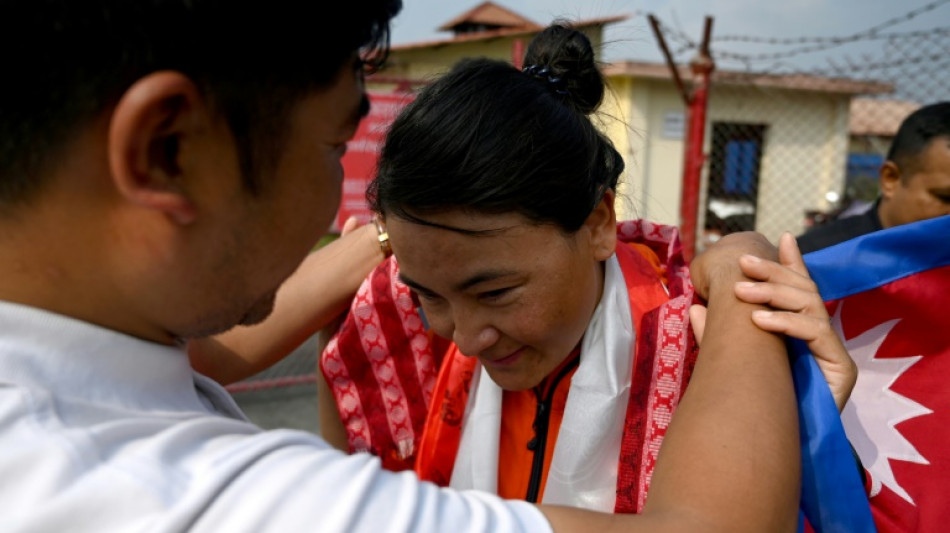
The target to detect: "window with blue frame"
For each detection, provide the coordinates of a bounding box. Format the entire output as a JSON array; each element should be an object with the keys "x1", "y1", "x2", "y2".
[
  {"x1": 847, "y1": 153, "x2": 884, "y2": 181},
  {"x1": 705, "y1": 122, "x2": 767, "y2": 234},
  {"x1": 723, "y1": 138, "x2": 759, "y2": 195}
]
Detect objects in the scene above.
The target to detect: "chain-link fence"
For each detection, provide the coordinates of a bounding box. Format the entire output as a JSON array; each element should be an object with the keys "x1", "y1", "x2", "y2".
[{"x1": 669, "y1": 1, "x2": 950, "y2": 250}]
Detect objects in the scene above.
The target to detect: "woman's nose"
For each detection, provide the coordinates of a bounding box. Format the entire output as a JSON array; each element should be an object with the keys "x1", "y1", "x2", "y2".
[{"x1": 451, "y1": 314, "x2": 500, "y2": 357}]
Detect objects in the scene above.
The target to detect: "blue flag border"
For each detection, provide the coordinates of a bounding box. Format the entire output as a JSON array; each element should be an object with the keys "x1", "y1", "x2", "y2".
[
  {"x1": 804, "y1": 214, "x2": 950, "y2": 301},
  {"x1": 785, "y1": 214, "x2": 950, "y2": 532},
  {"x1": 793, "y1": 214, "x2": 950, "y2": 532}
]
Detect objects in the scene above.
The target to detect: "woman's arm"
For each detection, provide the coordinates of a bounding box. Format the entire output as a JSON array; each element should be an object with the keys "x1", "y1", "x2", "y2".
[
  {"x1": 188, "y1": 221, "x2": 386, "y2": 385},
  {"x1": 542, "y1": 232, "x2": 800, "y2": 532}
]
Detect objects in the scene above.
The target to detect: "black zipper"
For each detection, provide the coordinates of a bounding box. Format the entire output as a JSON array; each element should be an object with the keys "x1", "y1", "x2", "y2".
[{"x1": 524, "y1": 355, "x2": 580, "y2": 503}]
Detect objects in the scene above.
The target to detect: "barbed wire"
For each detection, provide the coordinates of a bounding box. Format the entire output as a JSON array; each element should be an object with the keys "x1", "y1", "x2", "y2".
[
  {"x1": 648, "y1": 1, "x2": 948, "y2": 105},
  {"x1": 651, "y1": 17, "x2": 698, "y2": 51},
  {"x1": 711, "y1": 32, "x2": 948, "y2": 63},
  {"x1": 658, "y1": 0, "x2": 949, "y2": 63},
  {"x1": 707, "y1": 27, "x2": 949, "y2": 56},
  {"x1": 712, "y1": 0, "x2": 949, "y2": 44}
]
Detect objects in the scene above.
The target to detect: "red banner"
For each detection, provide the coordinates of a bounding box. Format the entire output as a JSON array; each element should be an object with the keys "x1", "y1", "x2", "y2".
[{"x1": 335, "y1": 91, "x2": 415, "y2": 230}]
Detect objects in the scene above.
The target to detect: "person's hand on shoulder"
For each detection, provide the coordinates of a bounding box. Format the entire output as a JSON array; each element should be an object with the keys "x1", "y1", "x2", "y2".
[
  {"x1": 690, "y1": 231, "x2": 779, "y2": 300},
  {"x1": 731, "y1": 232, "x2": 856, "y2": 411},
  {"x1": 690, "y1": 232, "x2": 856, "y2": 411}
]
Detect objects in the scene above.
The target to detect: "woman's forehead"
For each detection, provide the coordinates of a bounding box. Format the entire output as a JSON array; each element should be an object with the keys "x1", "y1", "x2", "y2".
[
  {"x1": 389, "y1": 209, "x2": 529, "y2": 234},
  {"x1": 388, "y1": 214, "x2": 559, "y2": 284}
]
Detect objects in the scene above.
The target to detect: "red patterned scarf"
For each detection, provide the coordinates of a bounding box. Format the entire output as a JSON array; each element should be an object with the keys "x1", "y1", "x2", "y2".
[{"x1": 320, "y1": 220, "x2": 698, "y2": 512}]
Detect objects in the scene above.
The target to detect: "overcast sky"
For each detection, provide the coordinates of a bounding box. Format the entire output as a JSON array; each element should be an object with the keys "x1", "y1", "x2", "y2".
[{"x1": 389, "y1": 0, "x2": 949, "y2": 74}]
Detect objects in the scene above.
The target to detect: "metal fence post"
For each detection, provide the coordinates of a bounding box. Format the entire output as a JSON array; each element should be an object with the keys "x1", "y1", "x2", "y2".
[{"x1": 680, "y1": 17, "x2": 715, "y2": 261}]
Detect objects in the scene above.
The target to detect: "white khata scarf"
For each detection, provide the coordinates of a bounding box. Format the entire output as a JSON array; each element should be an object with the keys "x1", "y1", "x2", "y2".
[{"x1": 449, "y1": 254, "x2": 642, "y2": 511}]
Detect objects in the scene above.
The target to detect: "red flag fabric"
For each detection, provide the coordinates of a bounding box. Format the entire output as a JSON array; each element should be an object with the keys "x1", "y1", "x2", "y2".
[{"x1": 804, "y1": 214, "x2": 950, "y2": 532}]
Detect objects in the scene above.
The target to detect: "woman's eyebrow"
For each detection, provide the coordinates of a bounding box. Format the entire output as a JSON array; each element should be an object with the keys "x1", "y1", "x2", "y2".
[
  {"x1": 399, "y1": 269, "x2": 517, "y2": 295},
  {"x1": 398, "y1": 273, "x2": 435, "y2": 295},
  {"x1": 452, "y1": 269, "x2": 518, "y2": 292}
]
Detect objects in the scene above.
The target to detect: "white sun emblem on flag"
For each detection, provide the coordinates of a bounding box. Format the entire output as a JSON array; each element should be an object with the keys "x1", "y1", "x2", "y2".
[{"x1": 837, "y1": 303, "x2": 932, "y2": 505}]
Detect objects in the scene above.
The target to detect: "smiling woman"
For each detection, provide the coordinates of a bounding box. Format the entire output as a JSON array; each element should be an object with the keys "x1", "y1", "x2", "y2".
[{"x1": 320, "y1": 22, "x2": 792, "y2": 515}]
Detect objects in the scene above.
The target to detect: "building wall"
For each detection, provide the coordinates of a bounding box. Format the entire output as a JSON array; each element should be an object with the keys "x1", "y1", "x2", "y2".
[
  {"x1": 600, "y1": 76, "x2": 646, "y2": 222},
  {"x1": 611, "y1": 77, "x2": 851, "y2": 241},
  {"x1": 384, "y1": 38, "x2": 521, "y2": 81},
  {"x1": 611, "y1": 79, "x2": 688, "y2": 225},
  {"x1": 705, "y1": 85, "x2": 850, "y2": 240}
]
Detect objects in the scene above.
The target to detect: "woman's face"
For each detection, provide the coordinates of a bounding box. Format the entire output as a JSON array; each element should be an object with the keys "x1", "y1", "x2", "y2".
[{"x1": 386, "y1": 207, "x2": 615, "y2": 391}]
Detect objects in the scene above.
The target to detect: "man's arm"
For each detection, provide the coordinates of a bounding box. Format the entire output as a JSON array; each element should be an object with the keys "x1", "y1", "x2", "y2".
[{"x1": 542, "y1": 232, "x2": 800, "y2": 532}]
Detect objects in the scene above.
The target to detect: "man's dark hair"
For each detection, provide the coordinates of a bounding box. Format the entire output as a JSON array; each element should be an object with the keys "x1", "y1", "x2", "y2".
[
  {"x1": 0, "y1": 0, "x2": 401, "y2": 205},
  {"x1": 887, "y1": 101, "x2": 950, "y2": 178}
]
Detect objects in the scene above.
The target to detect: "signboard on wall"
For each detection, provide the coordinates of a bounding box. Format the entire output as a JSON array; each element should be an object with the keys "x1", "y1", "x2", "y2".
[
  {"x1": 662, "y1": 111, "x2": 685, "y2": 140},
  {"x1": 335, "y1": 91, "x2": 415, "y2": 230}
]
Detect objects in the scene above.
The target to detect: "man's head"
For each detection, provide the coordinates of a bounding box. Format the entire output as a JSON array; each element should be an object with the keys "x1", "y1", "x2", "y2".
[
  {"x1": 0, "y1": 0, "x2": 400, "y2": 342},
  {"x1": 0, "y1": 0, "x2": 398, "y2": 205},
  {"x1": 878, "y1": 101, "x2": 950, "y2": 229}
]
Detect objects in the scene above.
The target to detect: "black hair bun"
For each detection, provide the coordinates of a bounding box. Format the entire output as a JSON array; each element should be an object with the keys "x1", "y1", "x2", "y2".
[{"x1": 522, "y1": 22, "x2": 604, "y2": 115}]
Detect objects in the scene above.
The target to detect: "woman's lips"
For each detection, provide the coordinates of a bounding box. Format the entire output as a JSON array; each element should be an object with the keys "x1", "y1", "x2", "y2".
[{"x1": 484, "y1": 347, "x2": 525, "y2": 367}]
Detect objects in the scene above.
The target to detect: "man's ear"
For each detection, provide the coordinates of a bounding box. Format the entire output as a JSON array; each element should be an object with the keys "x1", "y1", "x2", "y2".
[
  {"x1": 108, "y1": 71, "x2": 208, "y2": 225},
  {"x1": 585, "y1": 189, "x2": 618, "y2": 261},
  {"x1": 879, "y1": 161, "x2": 902, "y2": 200}
]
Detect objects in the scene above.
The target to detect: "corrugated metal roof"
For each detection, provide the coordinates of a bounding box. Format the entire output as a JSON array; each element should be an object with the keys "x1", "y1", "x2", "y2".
[
  {"x1": 437, "y1": 1, "x2": 536, "y2": 32},
  {"x1": 394, "y1": 14, "x2": 628, "y2": 51},
  {"x1": 604, "y1": 61, "x2": 894, "y2": 96},
  {"x1": 849, "y1": 98, "x2": 920, "y2": 136}
]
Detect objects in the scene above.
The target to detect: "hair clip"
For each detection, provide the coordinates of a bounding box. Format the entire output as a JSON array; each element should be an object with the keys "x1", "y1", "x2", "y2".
[{"x1": 522, "y1": 63, "x2": 568, "y2": 96}]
